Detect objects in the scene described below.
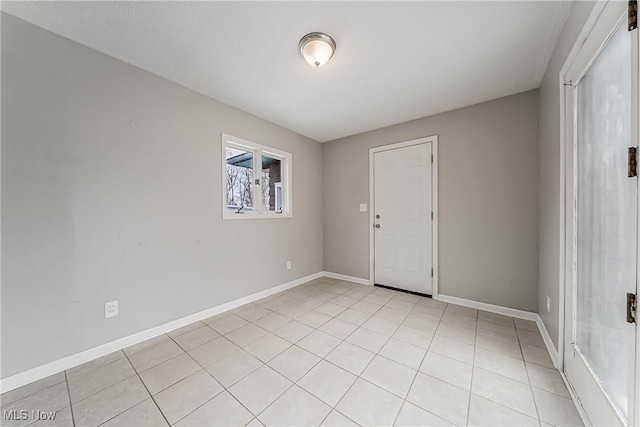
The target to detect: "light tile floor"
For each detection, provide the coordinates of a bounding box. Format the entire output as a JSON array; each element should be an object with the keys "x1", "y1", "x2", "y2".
[{"x1": 1, "y1": 277, "x2": 583, "y2": 427}]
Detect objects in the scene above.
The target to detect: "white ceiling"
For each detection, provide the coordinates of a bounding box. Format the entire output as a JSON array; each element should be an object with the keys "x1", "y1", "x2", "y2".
[{"x1": 2, "y1": 1, "x2": 572, "y2": 142}]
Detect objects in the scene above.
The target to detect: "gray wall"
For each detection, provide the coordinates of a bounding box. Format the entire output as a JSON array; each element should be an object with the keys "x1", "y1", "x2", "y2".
[
  {"x1": 537, "y1": 1, "x2": 595, "y2": 349},
  {"x1": 1, "y1": 13, "x2": 323, "y2": 378},
  {"x1": 324, "y1": 91, "x2": 539, "y2": 312}
]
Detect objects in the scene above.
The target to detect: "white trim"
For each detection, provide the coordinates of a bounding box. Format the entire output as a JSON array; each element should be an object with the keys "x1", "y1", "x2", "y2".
[
  {"x1": 0, "y1": 271, "x2": 323, "y2": 394},
  {"x1": 368, "y1": 135, "x2": 439, "y2": 297},
  {"x1": 557, "y1": 0, "x2": 608, "y2": 375},
  {"x1": 557, "y1": 54, "x2": 567, "y2": 373},
  {"x1": 634, "y1": 10, "x2": 640, "y2": 424},
  {"x1": 537, "y1": 313, "x2": 561, "y2": 370},
  {"x1": 561, "y1": 371, "x2": 593, "y2": 427},
  {"x1": 437, "y1": 294, "x2": 563, "y2": 371},
  {"x1": 436, "y1": 294, "x2": 538, "y2": 322},
  {"x1": 221, "y1": 133, "x2": 293, "y2": 220},
  {"x1": 321, "y1": 271, "x2": 370, "y2": 286},
  {"x1": 369, "y1": 148, "x2": 374, "y2": 285},
  {"x1": 432, "y1": 139, "x2": 439, "y2": 299}
]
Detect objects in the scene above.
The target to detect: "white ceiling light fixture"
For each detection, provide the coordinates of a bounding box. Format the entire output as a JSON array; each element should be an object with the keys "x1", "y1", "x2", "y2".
[{"x1": 299, "y1": 32, "x2": 336, "y2": 68}]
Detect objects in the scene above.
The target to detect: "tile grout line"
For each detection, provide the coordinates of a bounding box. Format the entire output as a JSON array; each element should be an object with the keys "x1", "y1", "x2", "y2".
[
  {"x1": 311, "y1": 296, "x2": 374, "y2": 425},
  {"x1": 390, "y1": 300, "x2": 436, "y2": 426},
  {"x1": 63, "y1": 361, "x2": 150, "y2": 425},
  {"x1": 520, "y1": 328, "x2": 544, "y2": 427},
  {"x1": 15, "y1": 381, "x2": 75, "y2": 427},
  {"x1": 251, "y1": 373, "x2": 301, "y2": 423},
  {"x1": 68, "y1": 369, "x2": 156, "y2": 426},
  {"x1": 317, "y1": 408, "x2": 360, "y2": 427},
  {"x1": 63, "y1": 371, "x2": 77, "y2": 427},
  {"x1": 62, "y1": 352, "x2": 126, "y2": 388},
  {"x1": 465, "y1": 312, "x2": 479, "y2": 427},
  {"x1": 64, "y1": 353, "x2": 141, "y2": 402},
  {"x1": 204, "y1": 289, "x2": 452, "y2": 424},
  {"x1": 251, "y1": 286, "x2": 365, "y2": 424},
  {"x1": 133, "y1": 347, "x2": 196, "y2": 394},
  {"x1": 120, "y1": 349, "x2": 172, "y2": 427},
  {"x1": 0, "y1": 378, "x2": 67, "y2": 417},
  {"x1": 468, "y1": 317, "x2": 559, "y2": 424},
  {"x1": 164, "y1": 331, "x2": 259, "y2": 425},
  {"x1": 241, "y1": 314, "x2": 326, "y2": 421},
  {"x1": 524, "y1": 366, "x2": 544, "y2": 426},
  {"x1": 313, "y1": 317, "x2": 385, "y2": 425},
  {"x1": 164, "y1": 287, "x2": 344, "y2": 426},
  {"x1": 243, "y1": 281, "x2": 367, "y2": 424},
  {"x1": 356, "y1": 294, "x2": 448, "y2": 422},
  {"x1": 316, "y1": 295, "x2": 412, "y2": 425},
  {"x1": 256, "y1": 287, "x2": 399, "y2": 425},
  {"x1": 11, "y1": 280, "x2": 572, "y2": 427},
  {"x1": 390, "y1": 400, "x2": 408, "y2": 427},
  {"x1": 423, "y1": 300, "x2": 574, "y2": 425},
  {"x1": 467, "y1": 379, "x2": 549, "y2": 422}
]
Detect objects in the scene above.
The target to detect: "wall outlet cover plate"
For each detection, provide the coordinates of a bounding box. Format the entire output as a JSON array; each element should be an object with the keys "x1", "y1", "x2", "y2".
[{"x1": 105, "y1": 300, "x2": 119, "y2": 319}]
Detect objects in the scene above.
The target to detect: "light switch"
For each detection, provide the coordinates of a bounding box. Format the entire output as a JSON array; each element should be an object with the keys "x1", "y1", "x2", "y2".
[{"x1": 359, "y1": 204, "x2": 368, "y2": 212}]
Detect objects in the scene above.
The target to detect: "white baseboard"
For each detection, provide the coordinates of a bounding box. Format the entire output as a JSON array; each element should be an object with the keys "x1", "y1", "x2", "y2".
[
  {"x1": 0, "y1": 271, "x2": 323, "y2": 394},
  {"x1": 534, "y1": 314, "x2": 561, "y2": 370},
  {"x1": 435, "y1": 295, "x2": 590, "y2": 424},
  {"x1": 0, "y1": 273, "x2": 566, "y2": 402},
  {"x1": 437, "y1": 294, "x2": 539, "y2": 322},
  {"x1": 437, "y1": 294, "x2": 562, "y2": 370},
  {"x1": 321, "y1": 271, "x2": 370, "y2": 286}
]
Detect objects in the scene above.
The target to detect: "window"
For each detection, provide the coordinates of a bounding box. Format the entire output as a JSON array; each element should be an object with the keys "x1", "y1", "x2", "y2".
[{"x1": 222, "y1": 134, "x2": 292, "y2": 219}]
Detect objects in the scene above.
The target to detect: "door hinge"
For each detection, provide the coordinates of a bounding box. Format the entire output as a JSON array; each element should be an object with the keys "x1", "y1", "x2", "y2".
[
  {"x1": 629, "y1": 147, "x2": 638, "y2": 177},
  {"x1": 431, "y1": 268, "x2": 433, "y2": 277},
  {"x1": 627, "y1": 293, "x2": 636, "y2": 324},
  {"x1": 431, "y1": 211, "x2": 433, "y2": 220},
  {"x1": 630, "y1": 0, "x2": 638, "y2": 31}
]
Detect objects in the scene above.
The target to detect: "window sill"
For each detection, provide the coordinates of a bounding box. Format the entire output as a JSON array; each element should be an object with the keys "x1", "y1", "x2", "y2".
[{"x1": 222, "y1": 212, "x2": 293, "y2": 220}]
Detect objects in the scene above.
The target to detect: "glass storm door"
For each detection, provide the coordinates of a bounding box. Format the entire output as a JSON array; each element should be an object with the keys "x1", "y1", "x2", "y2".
[{"x1": 564, "y1": 2, "x2": 638, "y2": 425}]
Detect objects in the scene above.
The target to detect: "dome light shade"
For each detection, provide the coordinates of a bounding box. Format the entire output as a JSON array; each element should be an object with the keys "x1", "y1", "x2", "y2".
[{"x1": 299, "y1": 32, "x2": 336, "y2": 68}]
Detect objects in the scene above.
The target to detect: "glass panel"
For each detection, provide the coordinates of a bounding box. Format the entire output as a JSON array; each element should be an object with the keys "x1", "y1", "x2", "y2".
[
  {"x1": 576, "y1": 21, "x2": 634, "y2": 417},
  {"x1": 262, "y1": 155, "x2": 282, "y2": 212},
  {"x1": 226, "y1": 147, "x2": 254, "y2": 210}
]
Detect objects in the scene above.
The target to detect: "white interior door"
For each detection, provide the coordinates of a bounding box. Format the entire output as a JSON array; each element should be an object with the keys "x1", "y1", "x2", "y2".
[
  {"x1": 373, "y1": 141, "x2": 433, "y2": 295},
  {"x1": 563, "y1": 2, "x2": 638, "y2": 425}
]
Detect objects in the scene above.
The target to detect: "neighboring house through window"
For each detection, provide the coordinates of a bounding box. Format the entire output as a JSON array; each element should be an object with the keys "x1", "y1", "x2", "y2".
[{"x1": 222, "y1": 133, "x2": 292, "y2": 219}]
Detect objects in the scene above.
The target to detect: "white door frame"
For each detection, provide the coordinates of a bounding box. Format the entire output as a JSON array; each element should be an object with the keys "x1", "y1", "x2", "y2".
[
  {"x1": 559, "y1": 1, "x2": 640, "y2": 424},
  {"x1": 368, "y1": 135, "x2": 439, "y2": 298},
  {"x1": 558, "y1": 0, "x2": 608, "y2": 376}
]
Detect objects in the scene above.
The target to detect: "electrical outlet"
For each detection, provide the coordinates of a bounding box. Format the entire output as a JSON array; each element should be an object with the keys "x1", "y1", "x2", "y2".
[
  {"x1": 286, "y1": 260, "x2": 292, "y2": 270},
  {"x1": 105, "y1": 300, "x2": 119, "y2": 319},
  {"x1": 359, "y1": 204, "x2": 368, "y2": 212},
  {"x1": 546, "y1": 295, "x2": 551, "y2": 313}
]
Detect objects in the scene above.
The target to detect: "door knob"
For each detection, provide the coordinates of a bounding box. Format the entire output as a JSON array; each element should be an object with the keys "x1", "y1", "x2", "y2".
[{"x1": 374, "y1": 224, "x2": 381, "y2": 229}]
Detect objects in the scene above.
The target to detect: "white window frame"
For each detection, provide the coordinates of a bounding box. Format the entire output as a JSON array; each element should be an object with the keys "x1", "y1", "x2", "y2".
[{"x1": 221, "y1": 133, "x2": 292, "y2": 220}]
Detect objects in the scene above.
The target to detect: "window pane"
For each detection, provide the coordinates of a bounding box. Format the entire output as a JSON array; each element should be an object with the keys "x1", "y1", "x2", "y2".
[
  {"x1": 576, "y1": 21, "x2": 632, "y2": 417},
  {"x1": 226, "y1": 147, "x2": 254, "y2": 210},
  {"x1": 262, "y1": 155, "x2": 282, "y2": 212}
]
